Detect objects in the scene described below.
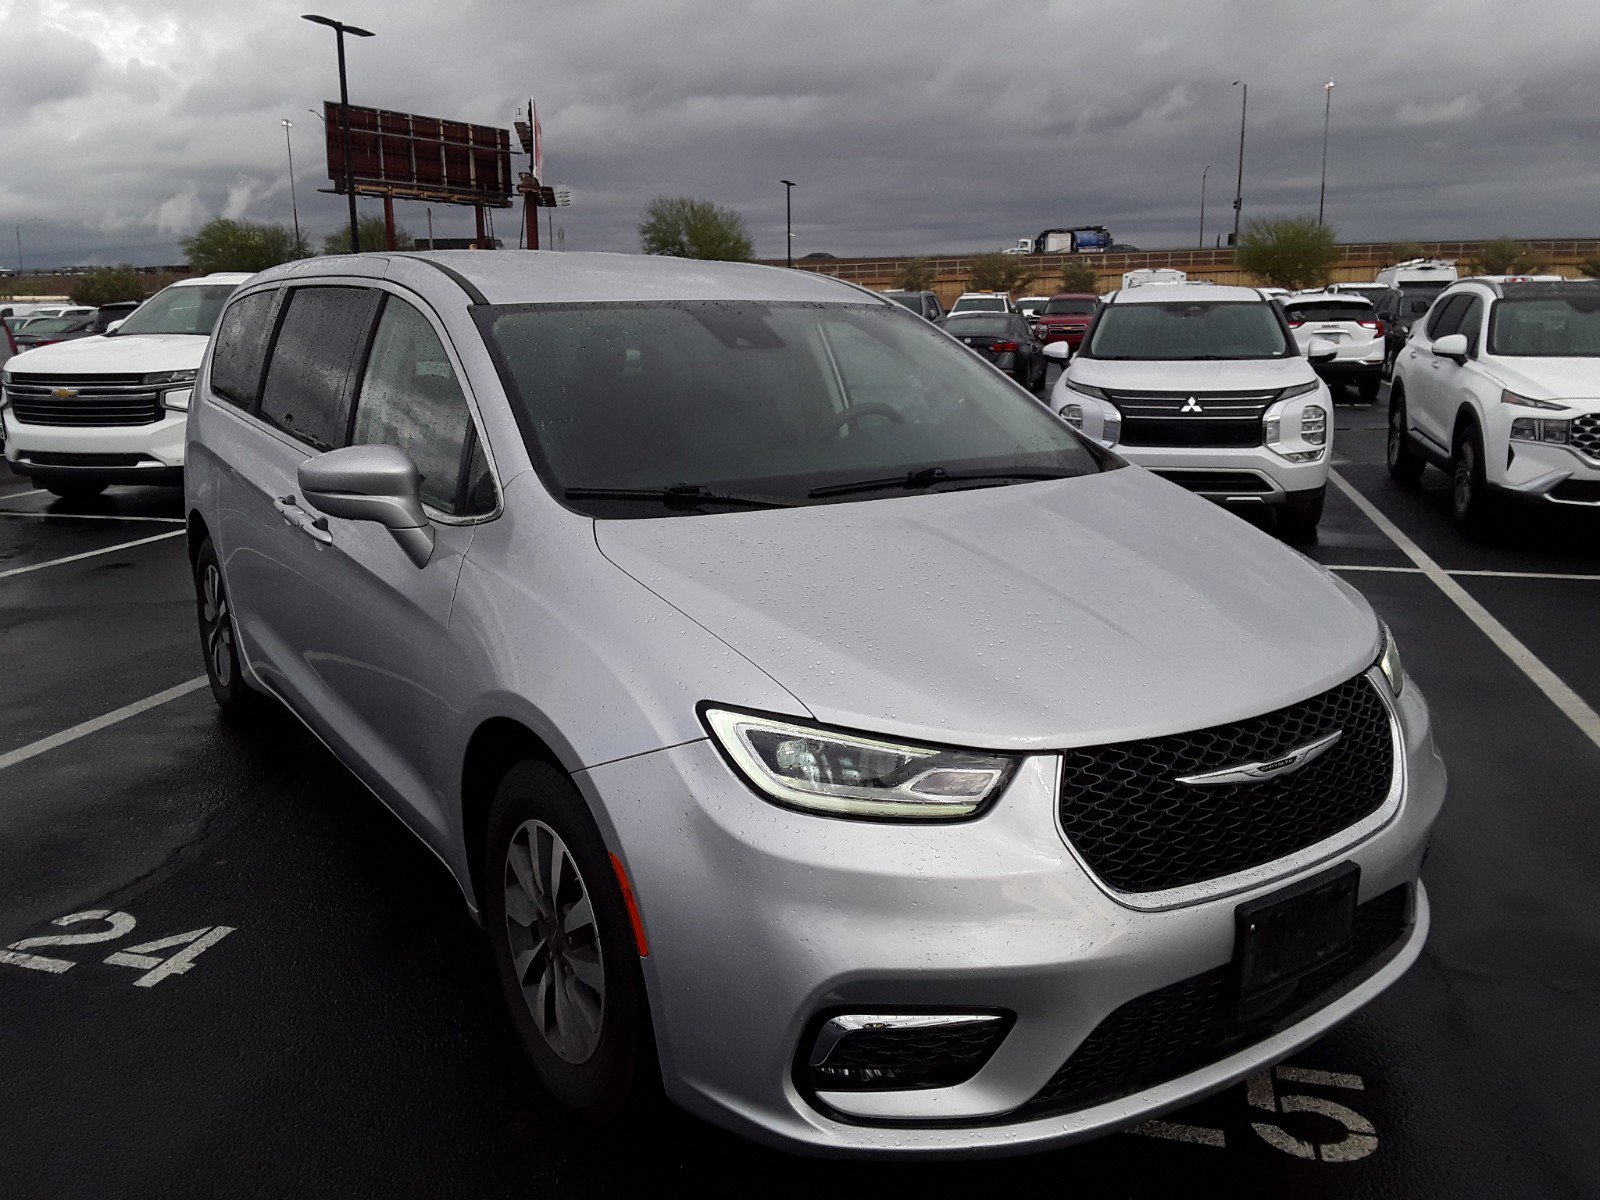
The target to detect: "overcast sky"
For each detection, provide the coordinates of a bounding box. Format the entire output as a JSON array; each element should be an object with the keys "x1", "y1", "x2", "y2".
[{"x1": 3, "y1": 0, "x2": 1596, "y2": 268}]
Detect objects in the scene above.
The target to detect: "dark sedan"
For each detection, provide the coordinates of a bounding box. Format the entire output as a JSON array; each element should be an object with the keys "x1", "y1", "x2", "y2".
[{"x1": 939, "y1": 311, "x2": 1046, "y2": 391}]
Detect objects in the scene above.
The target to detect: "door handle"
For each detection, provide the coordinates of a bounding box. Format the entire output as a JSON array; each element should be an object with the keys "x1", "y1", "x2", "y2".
[
  {"x1": 295, "y1": 513, "x2": 333, "y2": 545},
  {"x1": 272, "y1": 495, "x2": 304, "y2": 527}
]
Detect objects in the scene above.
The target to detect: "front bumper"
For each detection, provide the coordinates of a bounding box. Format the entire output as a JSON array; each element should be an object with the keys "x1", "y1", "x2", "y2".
[
  {"x1": 578, "y1": 679, "x2": 1445, "y2": 1157},
  {"x1": 2, "y1": 409, "x2": 187, "y2": 484},
  {"x1": 1484, "y1": 423, "x2": 1600, "y2": 507},
  {"x1": 1114, "y1": 444, "x2": 1329, "y2": 507}
]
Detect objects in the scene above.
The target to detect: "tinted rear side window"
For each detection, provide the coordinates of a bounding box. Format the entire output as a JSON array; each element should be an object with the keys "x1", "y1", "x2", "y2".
[
  {"x1": 210, "y1": 290, "x2": 279, "y2": 409},
  {"x1": 259, "y1": 287, "x2": 381, "y2": 451}
]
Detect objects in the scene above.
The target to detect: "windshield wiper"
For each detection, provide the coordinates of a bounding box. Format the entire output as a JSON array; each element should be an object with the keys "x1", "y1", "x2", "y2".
[
  {"x1": 808, "y1": 466, "x2": 1072, "y2": 499},
  {"x1": 563, "y1": 484, "x2": 793, "y2": 509}
]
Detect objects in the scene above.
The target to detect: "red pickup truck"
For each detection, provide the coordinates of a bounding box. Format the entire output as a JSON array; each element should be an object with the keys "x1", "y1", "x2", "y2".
[{"x1": 1032, "y1": 292, "x2": 1099, "y2": 355}]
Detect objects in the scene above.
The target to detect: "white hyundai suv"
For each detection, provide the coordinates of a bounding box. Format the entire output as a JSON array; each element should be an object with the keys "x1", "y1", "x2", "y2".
[
  {"x1": 1280, "y1": 292, "x2": 1385, "y2": 404},
  {"x1": 1, "y1": 272, "x2": 250, "y2": 498},
  {"x1": 1388, "y1": 278, "x2": 1600, "y2": 528},
  {"x1": 1048, "y1": 283, "x2": 1335, "y2": 539}
]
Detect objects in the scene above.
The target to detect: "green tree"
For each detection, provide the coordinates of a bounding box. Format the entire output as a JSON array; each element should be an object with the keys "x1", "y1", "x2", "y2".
[
  {"x1": 1236, "y1": 216, "x2": 1340, "y2": 290},
  {"x1": 1469, "y1": 236, "x2": 1547, "y2": 276},
  {"x1": 322, "y1": 217, "x2": 415, "y2": 255},
  {"x1": 968, "y1": 252, "x2": 1035, "y2": 294},
  {"x1": 638, "y1": 196, "x2": 753, "y2": 261},
  {"x1": 896, "y1": 256, "x2": 936, "y2": 292},
  {"x1": 182, "y1": 218, "x2": 305, "y2": 274},
  {"x1": 1057, "y1": 262, "x2": 1099, "y2": 293},
  {"x1": 68, "y1": 265, "x2": 147, "y2": 307},
  {"x1": 1389, "y1": 241, "x2": 1427, "y2": 265},
  {"x1": 1577, "y1": 255, "x2": 1600, "y2": 279}
]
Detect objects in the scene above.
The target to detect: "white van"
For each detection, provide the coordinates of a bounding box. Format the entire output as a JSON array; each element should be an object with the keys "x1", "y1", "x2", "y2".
[
  {"x1": 1122, "y1": 268, "x2": 1188, "y2": 290},
  {"x1": 1375, "y1": 259, "x2": 1457, "y2": 292},
  {"x1": 2, "y1": 273, "x2": 250, "y2": 497}
]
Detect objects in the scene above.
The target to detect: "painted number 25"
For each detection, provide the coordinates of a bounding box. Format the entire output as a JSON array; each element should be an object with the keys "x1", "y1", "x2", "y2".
[{"x1": 0, "y1": 911, "x2": 234, "y2": 987}]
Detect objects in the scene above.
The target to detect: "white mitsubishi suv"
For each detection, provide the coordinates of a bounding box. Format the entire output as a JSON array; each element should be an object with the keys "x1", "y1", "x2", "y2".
[
  {"x1": 1049, "y1": 283, "x2": 1335, "y2": 539},
  {"x1": 1, "y1": 272, "x2": 250, "y2": 498},
  {"x1": 1388, "y1": 278, "x2": 1600, "y2": 528}
]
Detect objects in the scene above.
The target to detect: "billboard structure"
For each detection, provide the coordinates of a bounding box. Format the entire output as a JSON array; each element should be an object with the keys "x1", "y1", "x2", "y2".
[{"x1": 322, "y1": 102, "x2": 514, "y2": 248}]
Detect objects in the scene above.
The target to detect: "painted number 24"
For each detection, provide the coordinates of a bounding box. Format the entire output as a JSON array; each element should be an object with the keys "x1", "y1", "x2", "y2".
[{"x1": 0, "y1": 911, "x2": 234, "y2": 987}]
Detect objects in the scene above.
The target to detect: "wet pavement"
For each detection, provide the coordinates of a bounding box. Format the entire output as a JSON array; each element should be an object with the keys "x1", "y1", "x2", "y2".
[{"x1": 2, "y1": 393, "x2": 1597, "y2": 1198}]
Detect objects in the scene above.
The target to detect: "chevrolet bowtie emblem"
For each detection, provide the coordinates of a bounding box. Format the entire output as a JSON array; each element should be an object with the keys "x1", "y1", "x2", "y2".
[
  {"x1": 1180, "y1": 396, "x2": 1203, "y2": 413},
  {"x1": 1174, "y1": 729, "x2": 1342, "y2": 786},
  {"x1": 53, "y1": 387, "x2": 78, "y2": 400}
]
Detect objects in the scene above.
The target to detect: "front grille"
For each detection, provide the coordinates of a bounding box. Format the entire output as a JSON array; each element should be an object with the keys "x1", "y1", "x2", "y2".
[
  {"x1": 6, "y1": 374, "x2": 162, "y2": 427},
  {"x1": 1108, "y1": 388, "x2": 1275, "y2": 450},
  {"x1": 1151, "y1": 470, "x2": 1273, "y2": 494},
  {"x1": 1550, "y1": 478, "x2": 1600, "y2": 503},
  {"x1": 1058, "y1": 674, "x2": 1394, "y2": 893},
  {"x1": 1570, "y1": 414, "x2": 1600, "y2": 461},
  {"x1": 1016, "y1": 885, "x2": 1411, "y2": 1118},
  {"x1": 19, "y1": 452, "x2": 151, "y2": 467}
]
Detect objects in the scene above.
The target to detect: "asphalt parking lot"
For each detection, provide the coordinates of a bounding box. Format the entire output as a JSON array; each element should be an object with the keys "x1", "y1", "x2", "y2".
[{"x1": 2, "y1": 389, "x2": 1597, "y2": 1199}]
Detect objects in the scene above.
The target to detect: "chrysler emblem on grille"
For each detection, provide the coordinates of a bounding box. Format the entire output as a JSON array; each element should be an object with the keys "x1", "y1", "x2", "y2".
[
  {"x1": 1174, "y1": 728, "x2": 1342, "y2": 787},
  {"x1": 1180, "y1": 396, "x2": 1203, "y2": 413},
  {"x1": 52, "y1": 387, "x2": 78, "y2": 400}
]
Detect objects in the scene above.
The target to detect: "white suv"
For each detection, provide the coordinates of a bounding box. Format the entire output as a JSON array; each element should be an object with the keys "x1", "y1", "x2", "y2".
[
  {"x1": 1388, "y1": 278, "x2": 1600, "y2": 527},
  {"x1": 2, "y1": 273, "x2": 250, "y2": 498},
  {"x1": 949, "y1": 291, "x2": 1013, "y2": 315},
  {"x1": 1280, "y1": 292, "x2": 1385, "y2": 403},
  {"x1": 1049, "y1": 283, "x2": 1334, "y2": 539}
]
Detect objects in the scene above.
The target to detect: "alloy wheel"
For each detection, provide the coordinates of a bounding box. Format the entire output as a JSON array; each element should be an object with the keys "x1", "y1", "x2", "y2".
[
  {"x1": 503, "y1": 819, "x2": 606, "y2": 1064},
  {"x1": 1453, "y1": 440, "x2": 1477, "y2": 518},
  {"x1": 200, "y1": 564, "x2": 234, "y2": 689},
  {"x1": 1387, "y1": 405, "x2": 1404, "y2": 468}
]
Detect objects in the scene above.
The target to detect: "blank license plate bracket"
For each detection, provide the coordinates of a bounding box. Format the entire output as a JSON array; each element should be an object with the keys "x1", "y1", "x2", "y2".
[{"x1": 1234, "y1": 863, "x2": 1358, "y2": 1017}]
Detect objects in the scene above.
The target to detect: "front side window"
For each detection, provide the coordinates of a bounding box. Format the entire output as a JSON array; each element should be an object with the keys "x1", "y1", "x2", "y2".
[
  {"x1": 475, "y1": 300, "x2": 1103, "y2": 517},
  {"x1": 209, "y1": 290, "x2": 279, "y2": 409},
  {"x1": 352, "y1": 298, "x2": 476, "y2": 513},
  {"x1": 1424, "y1": 295, "x2": 1469, "y2": 340},
  {"x1": 258, "y1": 287, "x2": 381, "y2": 451},
  {"x1": 1085, "y1": 300, "x2": 1292, "y2": 360},
  {"x1": 1489, "y1": 294, "x2": 1600, "y2": 357},
  {"x1": 115, "y1": 284, "x2": 238, "y2": 337}
]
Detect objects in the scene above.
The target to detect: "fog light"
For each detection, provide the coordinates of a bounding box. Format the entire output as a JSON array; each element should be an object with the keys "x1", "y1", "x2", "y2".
[{"x1": 807, "y1": 1013, "x2": 1010, "y2": 1093}]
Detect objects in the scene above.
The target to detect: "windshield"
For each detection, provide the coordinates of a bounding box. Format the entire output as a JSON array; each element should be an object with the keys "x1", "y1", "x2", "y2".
[
  {"x1": 21, "y1": 317, "x2": 84, "y2": 335},
  {"x1": 953, "y1": 298, "x2": 1006, "y2": 312},
  {"x1": 476, "y1": 300, "x2": 1103, "y2": 517},
  {"x1": 1489, "y1": 295, "x2": 1600, "y2": 357},
  {"x1": 1085, "y1": 300, "x2": 1292, "y2": 360},
  {"x1": 1043, "y1": 299, "x2": 1096, "y2": 315},
  {"x1": 943, "y1": 316, "x2": 1011, "y2": 337},
  {"x1": 115, "y1": 284, "x2": 237, "y2": 336}
]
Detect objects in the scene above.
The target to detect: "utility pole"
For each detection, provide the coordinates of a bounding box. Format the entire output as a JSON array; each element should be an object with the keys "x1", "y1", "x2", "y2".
[
  {"x1": 302, "y1": 14, "x2": 375, "y2": 253},
  {"x1": 281, "y1": 119, "x2": 302, "y2": 251},
  {"x1": 1318, "y1": 80, "x2": 1335, "y2": 226},
  {"x1": 1199, "y1": 165, "x2": 1209, "y2": 250},
  {"x1": 1231, "y1": 80, "x2": 1248, "y2": 245},
  {"x1": 780, "y1": 179, "x2": 795, "y2": 268}
]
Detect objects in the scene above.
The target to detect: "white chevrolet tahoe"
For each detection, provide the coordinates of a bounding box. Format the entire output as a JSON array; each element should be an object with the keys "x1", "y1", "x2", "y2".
[
  {"x1": 1388, "y1": 277, "x2": 1600, "y2": 528},
  {"x1": 1048, "y1": 283, "x2": 1335, "y2": 539},
  {"x1": 1, "y1": 273, "x2": 249, "y2": 498}
]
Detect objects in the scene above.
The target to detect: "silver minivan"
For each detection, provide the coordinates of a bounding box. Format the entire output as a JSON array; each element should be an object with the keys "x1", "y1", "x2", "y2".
[{"x1": 185, "y1": 251, "x2": 1445, "y2": 1157}]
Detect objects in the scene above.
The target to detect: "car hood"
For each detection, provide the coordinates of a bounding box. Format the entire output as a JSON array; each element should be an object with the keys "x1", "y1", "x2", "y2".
[
  {"x1": 596, "y1": 468, "x2": 1379, "y2": 751},
  {"x1": 1483, "y1": 358, "x2": 1600, "y2": 408},
  {"x1": 6, "y1": 333, "x2": 208, "y2": 375},
  {"x1": 1065, "y1": 356, "x2": 1315, "y2": 393}
]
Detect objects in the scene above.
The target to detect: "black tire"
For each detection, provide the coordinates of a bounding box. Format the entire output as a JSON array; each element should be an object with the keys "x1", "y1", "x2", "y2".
[
  {"x1": 1359, "y1": 377, "x2": 1381, "y2": 405},
  {"x1": 193, "y1": 536, "x2": 262, "y2": 725},
  {"x1": 1386, "y1": 391, "x2": 1426, "y2": 483},
  {"x1": 1030, "y1": 355, "x2": 1047, "y2": 392},
  {"x1": 484, "y1": 760, "x2": 654, "y2": 1121},
  {"x1": 1278, "y1": 485, "x2": 1325, "y2": 543},
  {"x1": 1381, "y1": 344, "x2": 1396, "y2": 381},
  {"x1": 1451, "y1": 423, "x2": 1496, "y2": 533},
  {"x1": 45, "y1": 482, "x2": 105, "y2": 500}
]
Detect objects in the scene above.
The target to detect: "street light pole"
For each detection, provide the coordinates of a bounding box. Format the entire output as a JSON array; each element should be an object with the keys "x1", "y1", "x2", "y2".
[
  {"x1": 14, "y1": 218, "x2": 42, "y2": 275},
  {"x1": 281, "y1": 119, "x2": 303, "y2": 252},
  {"x1": 302, "y1": 14, "x2": 374, "y2": 253},
  {"x1": 780, "y1": 179, "x2": 795, "y2": 268},
  {"x1": 1231, "y1": 81, "x2": 1247, "y2": 245},
  {"x1": 1318, "y1": 80, "x2": 1335, "y2": 226},
  {"x1": 1199, "y1": 165, "x2": 1210, "y2": 250}
]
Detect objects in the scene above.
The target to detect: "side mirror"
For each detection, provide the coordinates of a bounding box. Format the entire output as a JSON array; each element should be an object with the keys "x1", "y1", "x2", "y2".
[
  {"x1": 105, "y1": 320, "x2": 123, "y2": 335},
  {"x1": 298, "y1": 444, "x2": 435, "y2": 568},
  {"x1": 1431, "y1": 333, "x2": 1469, "y2": 362},
  {"x1": 1042, "y1": 341, "x2": 1071, "y2": 361},
  {"x1": 1306, "y1": 336, "x2": 1339, "y2": 363}
]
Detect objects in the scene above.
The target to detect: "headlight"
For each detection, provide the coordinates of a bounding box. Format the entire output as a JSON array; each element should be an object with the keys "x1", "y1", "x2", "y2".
[
  {"x1": 703, "y1": 708, "x2": 1016, "y2": 820},
  {"x1": 146, "y1": 369, "x2": 198, "y2": 387},
  {"x1": 163, "y1": 387, "x2": 192, "y2": 412},
  {"x1": 1378, "y1": 622, "x2": 1404, "y2": 696},
  {"x1": 1501, "y1": 390, "x2": 1568, "y2": 411},
  {"x1": 1510, "y1": 417, "x2": 1568, "y2": 444},
  {"x1": 1058, "y1": 380, "x2": 1120, "y2": 445},
  {"x1": 1060, "y1": 380, "x2": 1111, "y2": 401},
  {"x1": 1277, "y1": 380, "x2": 1319, "y2": 400},
  {"x1": 1300, "y1": 404, "x2": 1328, "y2": 446},
  {"x1": 1264, "y1": 390, "x2": 1328, "y2": 463}
]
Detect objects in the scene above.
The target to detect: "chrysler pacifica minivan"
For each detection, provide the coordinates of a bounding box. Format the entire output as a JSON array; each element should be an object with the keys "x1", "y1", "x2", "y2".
[{"x1": 184, "y1": 251, "x2": 1444, "y2": 1157}]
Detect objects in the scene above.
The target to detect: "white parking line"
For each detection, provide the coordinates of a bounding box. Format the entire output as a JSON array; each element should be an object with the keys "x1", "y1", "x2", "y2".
[
  {"x1": 0, "y1": 510, "x2": 184, "y2": 524},
  {"x1": 1330, "y1": 471, "x2": 1600, "y2": 751},
  {"x1": 0, "y1": 488, "x2": 47, "y2": 500},
  {"x1": 0, "y1": 676, "x2": 208, "y2": 773},
  {"x1": 0, "y1": 528, "x2": 184, "y2": 580},
  {"x1": 1325, "y1": 564, "x2": 1600, "y2": 581}
]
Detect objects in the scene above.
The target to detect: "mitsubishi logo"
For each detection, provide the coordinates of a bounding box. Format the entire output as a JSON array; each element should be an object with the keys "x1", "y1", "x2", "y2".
[
  {"x1": 1180, "y1": 396, "x2": 1204, "y2": 413},
  {"x1": 1174, "y1": 729, "x2": 1342, "y2": 787}
]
